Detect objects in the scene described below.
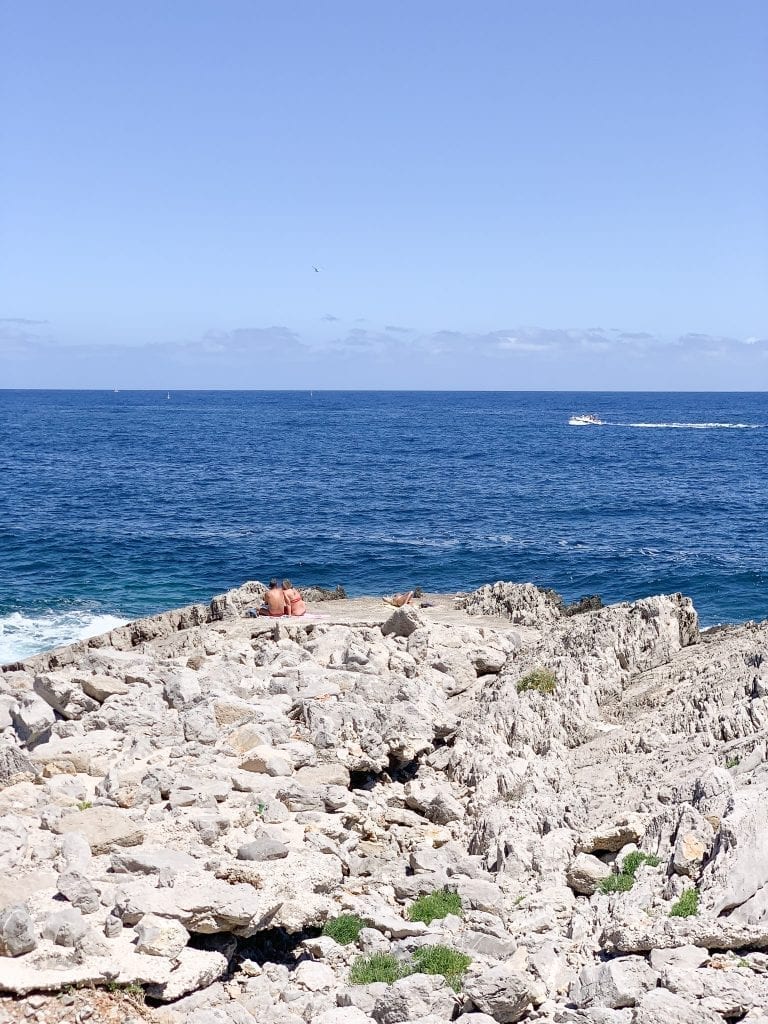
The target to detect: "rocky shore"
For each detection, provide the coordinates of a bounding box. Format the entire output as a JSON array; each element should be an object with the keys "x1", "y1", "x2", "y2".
[{"x1": 1, "y1": 580, "x2": 767, "y2": 1024}]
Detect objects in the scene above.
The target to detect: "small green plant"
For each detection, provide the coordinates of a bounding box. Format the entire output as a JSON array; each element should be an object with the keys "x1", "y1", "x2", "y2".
[
  {"x1": 349, "y1": 952, "x2": 411, "y2": 985},
  {"x1": 322, "y1": 914, "x2": 367, "y2": 945},
  {"x1": 725, "y1": 755, "x2": 740, "y2": 769},
  {"x1": 516, "y1": 668, "x2": 556, "y2": 695},
  {"x1": 255, "y1": 801, "x2": 267, "y2": 817},
  {"x1": 514, "y1": 894, "x2": 525, "y2": 907},
  {"x1": 670, "y1": 888, "x2": 700, "y2": 918},
  {"x1": 103, "y1": 980, "x2": 145, "y2": 1001},
  {"x1": 412, "y1": 945, "x2": 472, "y2": 992},
  {"x1": 76, "y1": 800, "x2": 92, "y2": 811},
  {"x1": 407, "y1": 889, "x2": 463, "y2": 925},
  {"x1": 599, "y1": 872, "x2": 635, "y2": 894},
  {"x1": 599, "y1": 851, "x2": 661, "y2": 894},
  {"x1": 622, "y1": 851, "x2": 661, "y2": 875}
]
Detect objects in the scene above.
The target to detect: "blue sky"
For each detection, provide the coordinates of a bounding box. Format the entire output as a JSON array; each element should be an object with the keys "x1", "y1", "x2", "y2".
[{"x1": 1, "y1": 0, "x2": 766, "y2": 388}]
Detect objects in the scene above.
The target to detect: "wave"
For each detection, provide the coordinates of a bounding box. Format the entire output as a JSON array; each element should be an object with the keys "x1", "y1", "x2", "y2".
[
  {"x1": 0, "y1": 609, "x2": 128, "y2": 665},
  {"x1": 612, "y1": 422, "x2": 762, "y2": 430}
]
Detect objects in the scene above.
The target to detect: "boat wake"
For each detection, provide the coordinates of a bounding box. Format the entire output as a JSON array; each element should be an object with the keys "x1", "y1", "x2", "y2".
[
  {"x1": 613, "y1": 422, "x2": 762, "y2": 430},
  {"x1": 0, "y1": 609, "x2": 128, "y2": 665}
]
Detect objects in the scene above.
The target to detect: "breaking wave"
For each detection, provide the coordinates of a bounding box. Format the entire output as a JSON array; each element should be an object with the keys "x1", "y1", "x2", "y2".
[{"x1": 0, "y1": 609, "x2": 128, "y2": 665}]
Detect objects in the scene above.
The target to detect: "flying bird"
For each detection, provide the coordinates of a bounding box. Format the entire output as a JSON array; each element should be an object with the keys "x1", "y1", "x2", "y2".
[{"x1": 312, "y1": 266, "x2": 321, "y2": 272}]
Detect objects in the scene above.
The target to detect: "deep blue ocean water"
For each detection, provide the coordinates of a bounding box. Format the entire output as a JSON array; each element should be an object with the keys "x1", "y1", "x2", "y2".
[{"x1": 1, "y1": 390, "x2": 766, "y2": 661}]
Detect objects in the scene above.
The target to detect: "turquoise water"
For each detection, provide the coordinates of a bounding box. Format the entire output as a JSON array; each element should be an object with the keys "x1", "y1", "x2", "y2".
[{"x1": 1, "y1": 390, "x2": 766, "y2": 660}]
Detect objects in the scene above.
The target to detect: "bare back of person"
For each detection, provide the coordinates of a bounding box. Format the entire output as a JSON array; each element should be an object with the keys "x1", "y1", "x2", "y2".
[{"x1": 262, "y1": 582, "x2": 286, "y2": 617}]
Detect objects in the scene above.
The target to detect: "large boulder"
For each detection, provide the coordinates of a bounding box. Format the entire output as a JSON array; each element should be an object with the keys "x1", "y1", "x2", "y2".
[
  {"x1": 33, "y1": 673, "x2": 98, "y2": 719},
  {"x1": 0, "y1": 906, "x2": 37, "y2": 957},
  {"x1": 381, "y1": 606, "x2": 426, "y2": 638},
  {"x1": 52, "y1": 806, "x2": 144, "y2": 854},
  {"x1": 0, "y1": 745, "x2": 38, "y2": 789},
  {"x1": 569, "y1": 956, "x2": 658, "y2": 1009},
  {"x1": 567, "y1": 853, "x2": 612, "y2": 895},
  {"x1": 463, "y1": 962, "x2": 534, "y2": 1022},
  {"x1": 10, "y1": 694, "x2": 55, "y2": 744},
  {"x1": 456, "y1": 582, "x2": 562, "y2": 626},
  {"x1": 135, "y1": 913, "x2": 190, "y2": 957},
  {"x1": 113, "y1": 874, "x2": 281, "y2": 936},
  {"x1": 371, "y1": 973, "x2": 456, "y2": 1023}
]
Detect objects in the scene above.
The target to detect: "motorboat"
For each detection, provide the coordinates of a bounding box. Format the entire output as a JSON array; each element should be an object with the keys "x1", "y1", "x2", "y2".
[{"x1": 568, "y1": 413, "x2": 603, "y2": 426}]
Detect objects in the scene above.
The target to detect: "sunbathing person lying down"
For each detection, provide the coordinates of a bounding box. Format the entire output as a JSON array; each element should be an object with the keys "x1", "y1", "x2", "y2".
[{"x1": 383, "y1": 591, "x2": 414, "y2": 607}]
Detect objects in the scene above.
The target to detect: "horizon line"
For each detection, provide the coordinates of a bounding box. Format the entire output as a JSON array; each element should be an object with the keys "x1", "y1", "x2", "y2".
[{"x1": 1, "y1": 387, "x2": 767, "y2": 395}]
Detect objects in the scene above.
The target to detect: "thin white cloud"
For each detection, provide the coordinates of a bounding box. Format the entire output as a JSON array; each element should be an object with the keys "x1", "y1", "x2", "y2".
[{"x1": 2, "y1": 319, "x2": 767, "y2": 388}]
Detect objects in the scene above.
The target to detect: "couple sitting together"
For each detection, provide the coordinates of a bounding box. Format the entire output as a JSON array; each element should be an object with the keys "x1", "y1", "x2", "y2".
[{"x1": 259, "y1": 579, "x2": 306, "y2": 617}]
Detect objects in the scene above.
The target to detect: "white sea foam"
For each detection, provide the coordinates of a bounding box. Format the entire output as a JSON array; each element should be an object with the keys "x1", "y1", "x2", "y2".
[
  {"x1": 615, "y1": 422, "x2": 761, "y2": 430},
  {"x1": 0, "y1": 610, "x2": 128, "y2": 665}
]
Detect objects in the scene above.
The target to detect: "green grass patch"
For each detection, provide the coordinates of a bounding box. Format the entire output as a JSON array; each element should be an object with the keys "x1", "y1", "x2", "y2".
[
  {"x1": 349, "y1": 953, "x2": 411, "y2": 985},
  {"x1": 599, "y1": 851, "x2": 661, "y2": 894},
  {"x1": 407, "y1": 889, "x2": 463, "y2": 925},
  {"x1": 516, "y1": 668, "x2": 556, "y2": 695},
  {"x1": 725, "y1": 755, "x2": 740, "y2": 769},
  {"x1": 412, "y1": 945, "x2": 472, "y2": 991},
  {"x1": 76, "y1": 800, "x2": 92, "y2": 811},
  {"x1": 622, "y1": 851, "x2": 661, "y2": 876},
  {"x1": 599, "y1": 872, "x2": 635, "y2": 894},
  {"x1": 349, "y1": 946, "x2": 472, "y2": 991},
  {"x1": 322, "y1": 914, "x2": 367, "y2": 945},
  {"x1": 670, "y1": 888, "x2": 700, "y2": 918}
]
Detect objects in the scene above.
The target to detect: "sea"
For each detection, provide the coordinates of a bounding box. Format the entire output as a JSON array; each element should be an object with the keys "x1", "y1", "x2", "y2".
[{"x1": 1, "y1": 390, "x2": 766, "y2": 663}]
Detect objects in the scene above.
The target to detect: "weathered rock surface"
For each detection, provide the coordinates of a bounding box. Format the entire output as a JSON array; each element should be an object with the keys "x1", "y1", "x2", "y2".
[{"x1": 1, "y1": 578, "x2": 767, "y2": 1023}]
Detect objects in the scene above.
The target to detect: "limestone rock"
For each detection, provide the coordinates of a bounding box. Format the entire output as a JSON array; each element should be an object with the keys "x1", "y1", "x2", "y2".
[
  {"x1": 10, "y1": 694, "x2": 55, "y2": 744},
  {"x1": 457, "y1": 582, "x2": 562, "y2": 625},
  {"x1": 567, "y1": 853, "x2": 612, "y2": 895},
  {"x1": 293, "y1": 959, "x2": 337, "y2": 991},
  {"x1": 76, "y1": 674, "x2": 129, "y2": 702},
  {"x1": 570, "y1": 956, "x2": 658, "y2": 1009},
  {"x1": 53, "y1": 806, "x2": 144, "y2": 853},
  {"x1": 135, "y1": 913, "x2": 190, "y2": 957},
  {"x1": 0, "y1": 905, "x2": 37, "y2": 957},
  {"x1": 633, "y1": 986, "x2": 725, "y2": 1023},
  {"x1": 114, "y1": 875, "x2": 281, "y2": 936},
  {"x1": 0, "y1": 744, "x2": 38, "y2": 788},
  {"x1": 237, "y1": 836, "x2": 290, "y2": 861},
  {"x1": 33, "y1": 673, "x2": 99, "y2": 719},
  {"x1": 42, "y1": 907, "x2": 88, "y2": 947},
  {"x1": 371, "y1": 972, "x2": 456, "y2": 1023},
  {"x1": 700, "y1": 792, "x2": 768, "y2": 914},
  {"x1": 110, "y1": 845, "x2": 200, "y2": 875},
  {"x1": 240, "y1": 745, "x2": 293, "y2": 776},
  {"x1": 580, "y1": 816, "x2": 644, "y2": 854},
  {"x1": 648, "y1": 945, "x2": 708, "y2": 971},
  {"x1": 463, "y1": 962, "x2": 533, "y2": 1022},
  {"x1": 145, "y1": 946, "x2": 228, "y2": 1001},
  {"x1": 56, "y1": 871, "x2": 100, "y2": 914},
  {"x1": 381, "y1": 606, "x2": 426, "y2": 638}
]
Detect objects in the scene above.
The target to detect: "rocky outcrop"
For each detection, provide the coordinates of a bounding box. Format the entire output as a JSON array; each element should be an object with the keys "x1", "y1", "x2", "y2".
[{"x1": 0, "y1": 580, "x2": 766, "y2": 1024}]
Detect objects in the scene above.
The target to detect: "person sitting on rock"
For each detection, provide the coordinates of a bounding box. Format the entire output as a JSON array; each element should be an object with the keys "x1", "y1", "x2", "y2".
[
  {"x1": 383, "y1": 591, "x2": 414, "y2": 607},
  {"x1": 282, "y1": 579, "x2": 306, "y2": 617},
  {"x1": 259, "y1": 579, "x2": 286, "y2": 616}
]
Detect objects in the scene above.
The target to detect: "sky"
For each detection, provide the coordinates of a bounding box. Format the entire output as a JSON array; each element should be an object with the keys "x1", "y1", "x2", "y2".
[{"x1": 1, "y1": 0, "x2": 766, "y2": 389}]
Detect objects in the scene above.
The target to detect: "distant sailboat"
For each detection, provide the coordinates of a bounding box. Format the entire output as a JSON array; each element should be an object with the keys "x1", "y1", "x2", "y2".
[
  {"x1": 113, "y1": 387, "x2": 119, "y2": 393},
  {"x1": 166, "y1": 392, "x2": 170, "y2": 399}
]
